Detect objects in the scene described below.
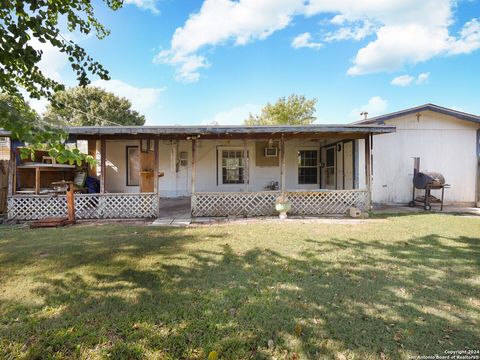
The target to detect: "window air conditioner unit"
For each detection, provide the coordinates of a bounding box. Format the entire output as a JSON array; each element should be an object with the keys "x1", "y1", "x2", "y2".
[{"x1": 264, "y1": 147, "x2": 278, "y2": 157}]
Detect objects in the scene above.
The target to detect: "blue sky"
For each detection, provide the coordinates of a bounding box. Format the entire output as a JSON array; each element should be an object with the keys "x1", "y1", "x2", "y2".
[{"x1": 32, "y1": 0, "x2": 480, "y2": 125}]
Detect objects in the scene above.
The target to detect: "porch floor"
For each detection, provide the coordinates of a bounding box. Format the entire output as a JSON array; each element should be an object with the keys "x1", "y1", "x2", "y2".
[{"x1": 151, "y1": 197, "x2": 191, "y2": 227}]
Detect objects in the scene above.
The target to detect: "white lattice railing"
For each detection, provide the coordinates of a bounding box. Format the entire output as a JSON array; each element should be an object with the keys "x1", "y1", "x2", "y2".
[
  {"x1": 7, "y1": 193, "x2": 158, "y2": 220},
  {"x1": 191, "y1": 189, "x2": 370, "y2": 217}
]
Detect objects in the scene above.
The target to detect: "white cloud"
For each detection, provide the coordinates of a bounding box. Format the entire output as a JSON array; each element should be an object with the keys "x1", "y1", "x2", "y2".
[
  {"x1": 391, "y1": 72, "x2": 430, "y2": 87},
  {"x1": 391, "y1": 75, "x2": 414, "y2": 87},
  {"x1": 347, "y1": 24, "x2": 450, "y2": 75},
  {"x1": 324, "y1": 20, "x2": 376, "y2": 42},
  {"x1": 29, "y1": 36, "x2": 69, "y2": 83},
  {"x1": 447, "y1": 18, "x2": 480, "y2": 55},
  {"x1": 202, "y1": 103, "x2": 261, "y2": 125},
  {"x1": 124, "y1": 0, "x2": 159, "y2": 14},
  {"x1": 156, "y1": 0, "x2": 480, "y2": 81},
  {"x1": 350, "y1": 96, "x2": 388, "y2": 119},
  {"x1": 90, "y1": 79, "x2": 165, "y2": 120},
  {"x1": 154, "y1": 51, "x2": 209, "y2": 83},
  {"x1": 291, "y1": 32, "x2": 322, "y2": 49},
  {"x1": 416, "y1": 72, "x2": 430, "y2": 84},
  {"x1": 155, "y1": 0, "x2": 304, "y2": 81}
]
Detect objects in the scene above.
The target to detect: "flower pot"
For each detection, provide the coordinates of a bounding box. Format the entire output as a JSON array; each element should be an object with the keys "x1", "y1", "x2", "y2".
[{"x1": 275, "y1": 200, "x2": 292, "y2": 219}]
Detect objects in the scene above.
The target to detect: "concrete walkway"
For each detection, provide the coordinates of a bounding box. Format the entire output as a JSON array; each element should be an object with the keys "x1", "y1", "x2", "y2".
[
  {"x1": 373, "y1": 204, "x2": 480, "y2": 216},
  {"x1": 149, "y1": 203, "x2": 479, "y2": 227}
]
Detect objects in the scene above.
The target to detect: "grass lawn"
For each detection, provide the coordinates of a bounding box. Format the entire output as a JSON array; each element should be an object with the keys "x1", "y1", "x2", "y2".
[{"x1": 0, "y1": 214, "x2": 479, "y2": 360}]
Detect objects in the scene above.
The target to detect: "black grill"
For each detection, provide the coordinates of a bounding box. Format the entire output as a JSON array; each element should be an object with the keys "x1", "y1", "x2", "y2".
[{"x1": 409, "y1": 158, "x2": 449, "y2": 211}]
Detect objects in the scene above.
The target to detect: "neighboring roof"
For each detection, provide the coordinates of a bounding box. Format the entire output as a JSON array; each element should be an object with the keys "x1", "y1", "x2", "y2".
[
  {"x1": 352, "y1": 103, "x2": 480, "y2": 125},
  {"x1": 0, "y1": 124, "x2": 395, "y2": 138}
]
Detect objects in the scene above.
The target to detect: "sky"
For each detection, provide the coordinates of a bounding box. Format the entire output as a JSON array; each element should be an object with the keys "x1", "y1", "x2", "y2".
[{"x1": 30, "y1": 0, "x2": 480, "y2": 125}]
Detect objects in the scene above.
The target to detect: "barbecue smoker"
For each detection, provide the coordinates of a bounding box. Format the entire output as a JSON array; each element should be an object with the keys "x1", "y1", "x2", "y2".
[{"x1": 408, "y1": 158, "x2": 450, "y2": 211}]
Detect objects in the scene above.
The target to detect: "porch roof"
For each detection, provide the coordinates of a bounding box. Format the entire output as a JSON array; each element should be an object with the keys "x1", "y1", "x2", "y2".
[
  {"x1": 0, "y1": 124, "x2": 395, "y2": 139},
  {"x1": 70, "y1": 124, "x2": 395, "y2": 140}
]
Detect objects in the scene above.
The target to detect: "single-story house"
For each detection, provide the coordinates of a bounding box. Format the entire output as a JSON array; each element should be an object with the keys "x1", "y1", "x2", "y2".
[
  {"x1": 354, "y1": 104, "x2": 480, "y2": 207},
  {"x1": 1, "y1": 103, "x2": 479, "y2": 221},
  {"x1": 2, "y1": 124, "x2": 394, "y2": 220}
]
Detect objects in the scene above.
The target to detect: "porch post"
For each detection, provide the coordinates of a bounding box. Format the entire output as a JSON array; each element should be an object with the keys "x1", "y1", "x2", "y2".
[
  {"x1": 280, "y1": 134, "x2": 286, "y2": 191},
  {"x1": 154, "y1": 139, "x2": 160, "y2": 216},
  {"x1": 243, "y1": 139, "x2": 249, "y2": 191},
  {"x1": 87, "y1": 140, "x2": 97, "y2": 177},
  {"x1": 153, "y1": 139, "x2": 159, "y2": 193},
  {"x1": 365, "y1": 133, "x2": 372, "y2": 209},
  {"x1": 191, "y1": 139, "x2": 196, "y2": 194},
  {"x1": 7, "y1": 142, "x2": 15, "y2": 196},
  {"x1": 100, "y1": 139, "x2": 106, "y2": 193},
  {"x1": 476, "y1": 129, "x2": 480, "y2": 207}
]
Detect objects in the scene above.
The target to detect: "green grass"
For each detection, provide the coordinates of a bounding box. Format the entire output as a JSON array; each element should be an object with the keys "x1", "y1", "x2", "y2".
[{"x1": 0, "y1": 214, "x2": 479, "y2": 360}]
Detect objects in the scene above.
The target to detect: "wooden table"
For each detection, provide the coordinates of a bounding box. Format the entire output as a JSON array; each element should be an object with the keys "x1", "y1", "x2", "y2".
[{"x1": 17, "y1": 163, "x2": 76, "y2": 194}]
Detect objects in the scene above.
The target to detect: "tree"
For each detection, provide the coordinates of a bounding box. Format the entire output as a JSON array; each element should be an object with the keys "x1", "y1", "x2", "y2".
[
  {"x1": 0, "y1": 0, "x2": 121, "y2": 164},
  {"x1": 0, "y1": 94, "x2": 94, "y2": 165},
  {"x1": 244, "y1": 94, "x2": 317, "y2": 125},
  {"x1": 45, "y1": 87, "x2": 146, "y2": 126}
]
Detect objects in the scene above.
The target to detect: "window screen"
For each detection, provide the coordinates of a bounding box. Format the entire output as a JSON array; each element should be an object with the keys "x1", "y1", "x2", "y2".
[
  {"x1": 222, "y1": 150, "x2": 246, "y2": 184},
  {"x1": 298, "y1": 150, "x2": 318, "y2": 184}
]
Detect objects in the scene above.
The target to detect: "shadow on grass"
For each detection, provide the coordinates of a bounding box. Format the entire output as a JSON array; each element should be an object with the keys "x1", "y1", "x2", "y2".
[{"x1": 0, "y1": 226, "x2": 479, "y2": 359}]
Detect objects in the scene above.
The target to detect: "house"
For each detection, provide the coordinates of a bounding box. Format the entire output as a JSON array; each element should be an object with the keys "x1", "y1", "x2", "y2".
[
  {"x1": 2, "y1": 124, "x2": 394, "y2": 220},
  {"x1": 354, "y1": 104, "x2": 480, "y2": 207},
  {"x1": 0, "y1": 137, "x2": 9, "y2": 160},
  {"x1": 3, "y1": 103, "x2": 478, "y2": 221}
]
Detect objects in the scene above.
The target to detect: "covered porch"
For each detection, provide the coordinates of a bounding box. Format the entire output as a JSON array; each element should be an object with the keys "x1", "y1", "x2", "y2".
[{"x1": 5, "y1": 124, "x2": 394, "y2": 220}]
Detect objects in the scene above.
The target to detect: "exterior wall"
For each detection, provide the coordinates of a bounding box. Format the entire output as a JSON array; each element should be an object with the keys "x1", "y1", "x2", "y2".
[
  {"x1": 371, "y1": 111, "x2": 479, "y2": 205},
  {"x1": 159, "y1": 138, "x2": 331, "y2": 196},
  {"x1": 105, "y1": 140, "x2": 140, "y2": 193},
  {"x1": 0, "y1": 137, "x2": 10, "y2": 160},
  {"x1": 104, "y1": 137, "x2": 365, "y2": 196}
]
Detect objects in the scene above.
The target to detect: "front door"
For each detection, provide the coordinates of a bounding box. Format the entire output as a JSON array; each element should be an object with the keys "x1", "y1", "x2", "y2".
[
  {"x1": 343, "y1": 141, "x2": 354, "y2": 189},
  {"x1": 321, "y1": 145, "x2": 336, "y2": 189}
]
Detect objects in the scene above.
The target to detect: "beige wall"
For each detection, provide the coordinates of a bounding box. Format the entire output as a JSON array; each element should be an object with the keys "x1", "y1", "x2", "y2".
[
  {"x1": 371, "y1": 111, "x2": 479, "y2": 205},
  {"x1": 105, "y1": 140, "x2": 140, "y2": 193}
]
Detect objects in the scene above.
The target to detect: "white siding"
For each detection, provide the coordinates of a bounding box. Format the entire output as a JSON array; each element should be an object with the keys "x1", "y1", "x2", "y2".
[
  {"x1": 104, "y1": 137, "x2": 369, "y2": 196},
  {"x1": 371, "y1": 111, "x2": 478, "y2": 205}
]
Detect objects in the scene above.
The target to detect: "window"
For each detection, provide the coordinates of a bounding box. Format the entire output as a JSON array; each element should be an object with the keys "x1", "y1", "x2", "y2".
[
  {"x1": 298, "y1": 150, "x2": 318, "y2": 184},
  {"x1": 221, "y1": 150, "x2": 247, "y2": 184},
  {"x1": 126, "y1": 146, "x2": 140, "y2": 186}
]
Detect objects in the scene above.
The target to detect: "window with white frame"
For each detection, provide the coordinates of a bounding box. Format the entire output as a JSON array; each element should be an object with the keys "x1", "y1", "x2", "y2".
[
  {"x1": 221, "y1": 150, "x2": 247, "y2": 184},
  {"x1": 298, "y1": 150, "x2": 319, "y2": 184}
]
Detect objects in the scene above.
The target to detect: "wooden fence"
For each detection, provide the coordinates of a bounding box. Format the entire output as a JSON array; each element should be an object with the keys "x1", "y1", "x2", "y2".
[
  {"x1": 0, "y1": 160, "x2": 9, "y2": 215},
  {"x1": 191, "y1": 189, "x2": 370, "y2": 217}
]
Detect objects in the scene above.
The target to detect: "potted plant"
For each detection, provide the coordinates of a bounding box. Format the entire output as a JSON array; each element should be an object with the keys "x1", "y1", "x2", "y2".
[{"x1": 275, "y1": 194, "x2": 292, "y2": 219}]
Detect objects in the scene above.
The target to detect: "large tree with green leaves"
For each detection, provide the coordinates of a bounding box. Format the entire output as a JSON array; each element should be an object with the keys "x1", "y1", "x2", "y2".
[
  {"x1": 245, "y1": 94, "x2": 317, "y2": 125},
  {"x1": 45, "y1": 87, "x2": 146, "y2": 126},
  {"x1": 0, "y1": 94, "x2": 94, "y2": 165},
  {"x1": 0, "y1": 0, "x2": 121, "y2": 164}
]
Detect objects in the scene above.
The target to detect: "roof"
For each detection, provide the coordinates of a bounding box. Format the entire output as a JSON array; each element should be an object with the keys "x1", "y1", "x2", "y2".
[
  {"x1": 0, "y1": 124, "x2": 395, "y2": 138},
  {"x1": 352, "y1": 103, "x2": 480, "y2": 125}
]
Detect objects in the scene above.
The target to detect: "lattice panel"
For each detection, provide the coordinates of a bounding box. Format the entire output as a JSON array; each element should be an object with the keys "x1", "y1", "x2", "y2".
[
  {"x1": 8, "y1": 196, "x2": 67, "y2": 220},
  {"x1": 75, "y1": 194, "x2": 158, "y2": 219},
  {"x1": 192, "y1": 191, "x2": 279, "y2": 217},
  {"x1": 288, "y1": 190, "x2": 369, "y2": 215},
  {"x1": 8, "y1": 193, "x2": 158, "y2": 220},
  {"x1": 192, "y1": 190, "x2": 369, "y2": 217}
]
